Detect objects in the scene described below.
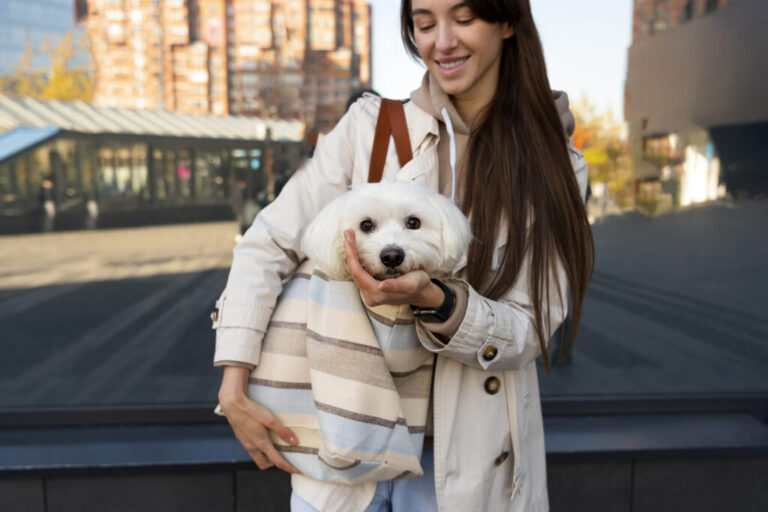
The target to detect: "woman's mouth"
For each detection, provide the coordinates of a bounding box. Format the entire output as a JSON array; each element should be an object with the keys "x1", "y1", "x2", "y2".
[
  {"x1": 437, "y1": 57, "x2": 469, "y2": 70},
  {"x1": 435, "y1": 57, "x2": 469, "y2": 77}
]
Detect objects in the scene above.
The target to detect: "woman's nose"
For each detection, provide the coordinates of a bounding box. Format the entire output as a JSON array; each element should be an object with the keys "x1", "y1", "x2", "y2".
[{"x1": 435, "y1": 24, "x2": 457, "y2": 52}]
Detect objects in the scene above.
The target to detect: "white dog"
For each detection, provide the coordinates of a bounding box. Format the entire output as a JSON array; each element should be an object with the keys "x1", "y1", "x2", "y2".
[{"x1": 302, "y1": 181, "x2": 472, "y2": 281}]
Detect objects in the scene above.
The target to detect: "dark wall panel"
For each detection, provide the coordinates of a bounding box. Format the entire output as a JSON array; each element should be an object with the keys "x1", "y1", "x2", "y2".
[
  {"x1": 633, "y1": 456, "x2": 768, "y2": 512},
  {"x1": 236, "y1": 469, "x2": 292, "y2": 512},
  {"x1": 0, "y1": 477, "x2": 44, "y2": 512},
  {"x1": 548, "y1": 460, "x2": 632, "y2": 512},
  {"x1": 46, "y1": 471, "x2": 234, "y2": 512}
]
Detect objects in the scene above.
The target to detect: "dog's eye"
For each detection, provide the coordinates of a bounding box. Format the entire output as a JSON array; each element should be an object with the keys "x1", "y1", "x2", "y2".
[
  {"x1": 360, "y1": 220, "x2": 374, "y2": 233},
  {"x1": 406, "y1": 217, "x2": 421, "y2": 230}
]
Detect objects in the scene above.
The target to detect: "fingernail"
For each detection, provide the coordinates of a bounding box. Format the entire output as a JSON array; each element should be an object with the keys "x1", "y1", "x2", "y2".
[{"x1": 289, "y1": 435, "x2": 297, "y2": 444}]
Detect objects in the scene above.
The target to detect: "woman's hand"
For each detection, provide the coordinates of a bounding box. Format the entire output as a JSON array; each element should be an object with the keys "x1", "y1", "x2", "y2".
[
  {"x1": 218, "y1": 366, "x2": 300, "y2": 474},
  {"x1": 344, "y1": 229, "x2": 445, "y2": 309}
]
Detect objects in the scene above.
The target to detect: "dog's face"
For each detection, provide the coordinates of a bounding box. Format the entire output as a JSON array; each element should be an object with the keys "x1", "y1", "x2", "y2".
[{"x1": 302, "y1": 181, "x2": 472, "y2": 281}]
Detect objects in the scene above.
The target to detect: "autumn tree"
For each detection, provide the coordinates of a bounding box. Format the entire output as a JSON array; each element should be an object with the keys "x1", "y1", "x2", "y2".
[
  {"x1": 571, "y1": 97, "x2": 634, "y2": 211},
  {"x1": 0, "y1": 31, "x2": 92, "y2": 102}
]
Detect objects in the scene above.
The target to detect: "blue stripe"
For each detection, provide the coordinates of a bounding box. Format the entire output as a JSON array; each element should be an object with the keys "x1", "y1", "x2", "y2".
[
  {"x1": 308, "y1": 279, "x2": 366, "y2": 313},
  {"x1": 282, "y1": 453, "x2": 385, "y2": 483},
  {"x1": 370, "y1": 319, "x2": 421, "y2": 352},
  {"x1": 316, "y1": 409, "x2": 424, "y2": 456},
  {"x1": 278, "y1": 277, "x2": 311, "y2": 301},
  {"x1": 247, "y1": 385, "x2": 317, "y2": 415}
]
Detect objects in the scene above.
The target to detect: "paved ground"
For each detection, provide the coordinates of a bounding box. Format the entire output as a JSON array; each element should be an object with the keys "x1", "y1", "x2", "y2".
[{"x1": 1, "y1": 200, "x2": 766, "y2": 409}]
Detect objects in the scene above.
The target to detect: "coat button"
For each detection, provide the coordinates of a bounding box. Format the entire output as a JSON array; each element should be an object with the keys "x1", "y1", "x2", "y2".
[
  {"x1": 482, "y1": 345, "x2": 498, "y2": 361},
  {"x1": 494, "y1": 451, "x2": 510, "y2": 466},
  {"x1": 484, "y1": 376, "x2": 501, "y2": 394}
]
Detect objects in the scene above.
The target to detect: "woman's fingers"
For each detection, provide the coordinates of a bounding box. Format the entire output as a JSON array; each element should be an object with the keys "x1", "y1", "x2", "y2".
[
  {"x1": 261, "y1": 443, "x2": 301, "y2": 474},
  {"x1": 249, "y1": 449, "x2": 274, "y2": 470},
  {"x1": 344, "y1": 230, "x2": 379, "y2": 290},
  {"x1": 258, "y1": 406, "x2": 298, "y2": 446}
]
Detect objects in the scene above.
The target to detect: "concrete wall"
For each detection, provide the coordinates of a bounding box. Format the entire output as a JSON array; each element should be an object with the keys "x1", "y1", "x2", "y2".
[
  {"x1": 626, "y1": 0, "x2": 768, "y2": 134},
  {"x1": 2, "y1": 456, "x2": 767, "y2": 512}
]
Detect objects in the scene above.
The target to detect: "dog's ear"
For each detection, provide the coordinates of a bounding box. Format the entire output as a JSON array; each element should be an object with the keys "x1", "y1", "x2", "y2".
[
  {"x1": 425, "y1": 193, "x2": 472, "y2": 274},
  {"x1": 301, "y1": 194, "x2": 350, "y2": 280}
]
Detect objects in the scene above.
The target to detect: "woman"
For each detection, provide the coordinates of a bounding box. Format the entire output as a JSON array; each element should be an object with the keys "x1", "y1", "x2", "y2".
[{"x1": 213, "y1": 0, "x2": 593, "y2": 510}]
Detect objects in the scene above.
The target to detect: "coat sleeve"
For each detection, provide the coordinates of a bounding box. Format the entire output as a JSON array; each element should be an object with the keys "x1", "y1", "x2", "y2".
[
  {"x1": 212, "y1": 104, "x2": 363, "y2": 367},
  {"x1": 416, "y1": 147, "x2": 588, "y2": 371}
]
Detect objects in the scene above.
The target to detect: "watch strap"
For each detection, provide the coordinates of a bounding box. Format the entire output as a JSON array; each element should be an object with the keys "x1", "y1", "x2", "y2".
[{"x1": 411, "y1": 279, "x2": 456, "y2": 323}]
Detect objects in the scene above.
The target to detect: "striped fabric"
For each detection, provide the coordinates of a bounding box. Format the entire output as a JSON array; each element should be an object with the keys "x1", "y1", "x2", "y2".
[{"x1": 248, "y1": 260, "x2": 433, "y2": 484}]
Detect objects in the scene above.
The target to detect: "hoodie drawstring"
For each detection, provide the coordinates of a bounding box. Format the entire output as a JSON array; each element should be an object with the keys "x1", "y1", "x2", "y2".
[{"x1": 440, "y1": 107, "x2": 457, "y2": 203}]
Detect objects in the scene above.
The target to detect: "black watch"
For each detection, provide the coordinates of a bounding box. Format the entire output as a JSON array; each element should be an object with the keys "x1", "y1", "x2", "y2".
[{"x1": 410, "y1": 279, "x2": 456, "y2": 323}]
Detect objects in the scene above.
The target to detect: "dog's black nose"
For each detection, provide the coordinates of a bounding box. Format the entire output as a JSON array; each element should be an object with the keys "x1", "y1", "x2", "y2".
[{"x1": 380, "y1": 247, "x2": 405, "y2": 268}]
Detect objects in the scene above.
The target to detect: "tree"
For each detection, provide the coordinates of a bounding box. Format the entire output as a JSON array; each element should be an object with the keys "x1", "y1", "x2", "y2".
[
  {"x1": 0, "y1": 31, "x2": 92, "y2": 102},
  {"x1": 571, "y1": 97, "x2": 634, "y2": 212}
]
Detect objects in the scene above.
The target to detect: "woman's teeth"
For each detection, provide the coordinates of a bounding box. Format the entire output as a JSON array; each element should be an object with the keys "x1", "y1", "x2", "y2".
[{"x1": 438, "y1": 58, "x2": 468, "y2": 69}]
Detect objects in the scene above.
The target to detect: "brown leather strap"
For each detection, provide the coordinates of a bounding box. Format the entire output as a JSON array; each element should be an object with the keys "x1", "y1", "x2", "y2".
[
  {"x1": 367, "y1": 99, "x2": 412, "y2": 183},
  {"x1": 368, "y1": 100, "x2": 392, "y2": 183},
  {"x1": 386, "y1": 99, "x2": 413, "y2": 168}
]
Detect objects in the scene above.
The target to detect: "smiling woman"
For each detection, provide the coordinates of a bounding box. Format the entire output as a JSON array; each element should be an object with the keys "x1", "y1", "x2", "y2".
[{"x1": 214, "y1": 1, "x2": 592, "y2": 511}]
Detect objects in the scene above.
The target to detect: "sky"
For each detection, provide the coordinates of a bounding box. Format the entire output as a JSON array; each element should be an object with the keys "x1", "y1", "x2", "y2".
[{"x1": 368, "y1": 0, "x2": 633, "y2": 117}]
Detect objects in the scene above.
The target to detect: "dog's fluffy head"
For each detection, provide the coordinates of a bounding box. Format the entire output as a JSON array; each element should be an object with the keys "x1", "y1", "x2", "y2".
[{"x1": 301, "y1": 181, "x2": 472, "y2": 281}]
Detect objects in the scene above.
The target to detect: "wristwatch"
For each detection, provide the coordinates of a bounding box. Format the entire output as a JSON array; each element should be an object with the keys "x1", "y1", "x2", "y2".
[{"x1": 410, "y1": 279, "x2": 456, "y2": 323}]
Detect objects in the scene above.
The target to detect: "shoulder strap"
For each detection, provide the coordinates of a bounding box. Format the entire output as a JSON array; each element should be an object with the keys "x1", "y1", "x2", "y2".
[{"x1": 368, "y1": 99, "x2": 413, "y2": 183}]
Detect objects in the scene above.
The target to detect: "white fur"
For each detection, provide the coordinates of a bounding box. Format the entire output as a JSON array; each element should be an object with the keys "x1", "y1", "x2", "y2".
[{"x1": 301, "y1": 181, "x2": 472, "y2": 281}]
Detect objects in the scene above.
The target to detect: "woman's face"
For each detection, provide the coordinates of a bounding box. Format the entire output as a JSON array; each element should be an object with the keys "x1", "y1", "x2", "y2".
[{"x1": 410, "y1": 1, "x2": 514, "y2": 104}]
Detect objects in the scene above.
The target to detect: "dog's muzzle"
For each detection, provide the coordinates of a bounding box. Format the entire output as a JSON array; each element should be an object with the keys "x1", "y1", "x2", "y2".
[{"x1": 380, "y1": 246, "x2": 405, "y2": 269}]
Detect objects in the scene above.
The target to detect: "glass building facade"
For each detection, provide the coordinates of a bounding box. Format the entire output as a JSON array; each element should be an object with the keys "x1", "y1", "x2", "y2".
[{"x1": 0, "y1": 0, "x2": 86, "y2": 73}]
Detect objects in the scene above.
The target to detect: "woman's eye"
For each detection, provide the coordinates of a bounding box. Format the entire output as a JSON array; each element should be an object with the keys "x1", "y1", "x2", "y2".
[
  {"x1": 406, "y1": 217, "x2": 421, "y2": 230},
  {"x1": 360, "y1": 220, "x2": 374, "y2": 233},
  {"x1": 416, "y1": 24, "x2": 435, "y2": 32},
  {"x1": 456, "y1": 18, "x2": 475, "y2": 25}
]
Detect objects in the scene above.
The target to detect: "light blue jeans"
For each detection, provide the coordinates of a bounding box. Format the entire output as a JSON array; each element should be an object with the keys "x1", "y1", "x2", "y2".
[{"x1": 290, "y1": 448, "x2": 438, "y2": 512}]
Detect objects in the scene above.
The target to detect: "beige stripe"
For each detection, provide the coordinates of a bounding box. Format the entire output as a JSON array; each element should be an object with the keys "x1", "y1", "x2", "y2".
[
  {"x1": 268, "y1": 320, "x2": 305, "y2": 329},
  {"x1": 382, "y1": 350, "x2": 435, "y2": 374},
  {"x1": 401, "y1": 397, "x2": 430, "y2": 425},
  {"x1": 367, "y1": 307, "x2": 415, "y2": 327},
  {"x1": 315, "y1": 400, "x2": 400, "y2": 429},
  {"x1": 320, "y1": 442, "x2": 422, "y2": 473},
  {"x1": 277, "y1": 445, "x2": 318, "y2": 455},
  {"x1": 311, "y1": 269, "x2": 330, "y2": 281},
  {"x1": 393, "y1": 371, "x2": 433, "y2": 399},
  {"x1": 248, "y1": 377, "x2": 312, "y2": 390},
  {"x1": 305, "y1": 340, "x2": 396, "y2": 391},
  {"x1": 251, "y1": 352, "x2": 310, "y2": 383},
  {"x1": 309, "y1": 370, "x2": 401, "y2": 420},
  {"x1": 390, "y1": 363, "x2": 433, "y2": 378},
  {"x1": 319, "y1": 454, "x2": 361, "y2": 470},
  {"x1": 271, "y1": 297, "x2": 308, "y2": 323},
  {"x1": 262, "y1": 328, "x2": 307, "y2": 357},
  {"x1": 306, "y1": 329, "x2": 383, "y2": 356},
  {"x1": 306, "y1": 306, "x2": 380, "y2": 348}
]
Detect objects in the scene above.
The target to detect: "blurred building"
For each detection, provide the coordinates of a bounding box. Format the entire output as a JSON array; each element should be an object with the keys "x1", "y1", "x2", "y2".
[
  {"x1": 0, "y1": 0, "x2": 87, "y2": 73},
  {"x1": 631, "y1": 0, "x2": 739, "y2": 43},
  {"x1": 626, "y1": 0, "x2": 768, "y2": 213},
  {"x1": 82, "y1": 0, "x2": 371, "y2": 133},
  {"x1": 0, "y1": 93, "x2": 306, "y2": 233}
]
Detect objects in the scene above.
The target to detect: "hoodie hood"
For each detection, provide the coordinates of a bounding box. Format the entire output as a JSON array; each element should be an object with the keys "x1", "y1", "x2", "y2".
[{"x1": 411, "y1": 72, "x2": 576, "y2": 138}]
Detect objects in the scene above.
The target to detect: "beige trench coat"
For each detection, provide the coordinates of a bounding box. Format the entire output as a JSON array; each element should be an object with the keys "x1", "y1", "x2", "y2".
[{"x1": 212, "y1": 95, "x2": 589, "y2": 512}]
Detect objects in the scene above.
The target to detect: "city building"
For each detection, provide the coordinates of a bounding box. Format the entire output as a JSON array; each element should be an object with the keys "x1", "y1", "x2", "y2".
[
  {"x1": 631, "y1": 0, "x2": 739, "y2": 43},
  {"x1": 625, "y1": 0, "x2": 767, "y2": 213},
  {"x1": 82, "y1": 0, "x2": 371, "y2": 133},
  {"x1": 0, "y1": 0, "x2": 88, "y2": 73},
  {"x1": 0, "y1": 93, "x2": 306, "y2": 233}
]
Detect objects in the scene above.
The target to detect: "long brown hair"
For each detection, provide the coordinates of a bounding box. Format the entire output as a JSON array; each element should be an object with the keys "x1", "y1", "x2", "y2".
[{"x1": 401, "y1": 0, "x2": 594, "y2": 372}]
